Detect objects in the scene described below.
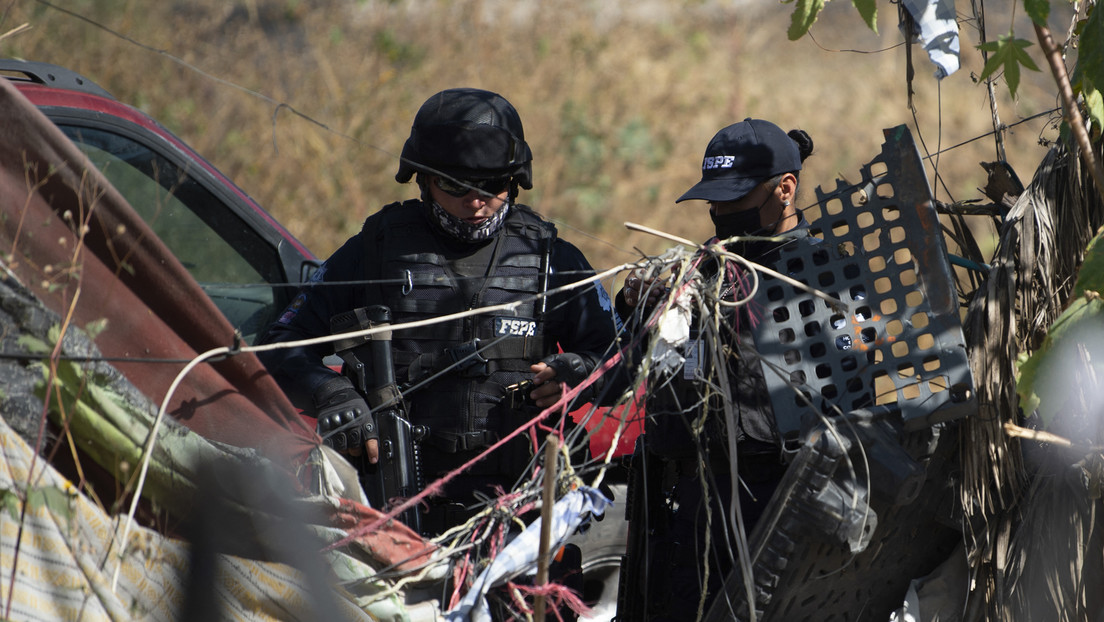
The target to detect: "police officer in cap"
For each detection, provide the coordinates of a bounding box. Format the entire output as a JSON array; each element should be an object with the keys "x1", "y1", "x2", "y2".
[
  {"x1": 617, "y1": 118, "x2": 816, "y2": 619},
  {"x1": 258, "y1": 88, "x2": 621, "y2": 536}
]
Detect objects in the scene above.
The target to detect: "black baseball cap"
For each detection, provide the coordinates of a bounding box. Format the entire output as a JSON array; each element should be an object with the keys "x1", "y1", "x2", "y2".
[{"x1": 676, "y1": 118, "x2": 801, "y2": 203}]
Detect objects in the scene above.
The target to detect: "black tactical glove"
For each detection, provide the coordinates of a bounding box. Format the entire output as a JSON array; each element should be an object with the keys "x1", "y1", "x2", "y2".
[
  {"x1": 313, "y1": 377, "x2": 377, "y2": 455},
  {"x1": 541, "y1": 352, "x2": 591, "y2": 388},
  {"x1": 540, "y1": 352, "x2": 601, "y2": 405}
]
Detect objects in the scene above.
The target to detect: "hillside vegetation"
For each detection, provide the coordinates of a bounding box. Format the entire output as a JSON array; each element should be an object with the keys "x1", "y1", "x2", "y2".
[{"x1": 2, "y1": 0, "x2": 1064, "y2": 278}]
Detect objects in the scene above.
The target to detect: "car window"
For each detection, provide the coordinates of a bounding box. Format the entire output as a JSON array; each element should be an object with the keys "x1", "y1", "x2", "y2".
[{"x1": 58, "y1": 125, "x2": 282, "y2": 344}]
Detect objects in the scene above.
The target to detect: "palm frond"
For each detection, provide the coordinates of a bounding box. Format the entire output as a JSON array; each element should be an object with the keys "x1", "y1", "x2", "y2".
[{"x1": 960, "y1": 131, "x2": 1104, "y2": 620}]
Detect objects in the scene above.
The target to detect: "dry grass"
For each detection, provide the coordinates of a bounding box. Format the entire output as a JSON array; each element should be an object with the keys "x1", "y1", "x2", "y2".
[{"x1": 1, "y1": 0, "x2": 1066, "y2": 278}]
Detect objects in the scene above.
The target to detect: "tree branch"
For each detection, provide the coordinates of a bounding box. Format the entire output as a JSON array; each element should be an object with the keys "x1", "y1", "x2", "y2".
[{"x1": 1034, "y1": 22, "x2": 1104, "y2": 200}]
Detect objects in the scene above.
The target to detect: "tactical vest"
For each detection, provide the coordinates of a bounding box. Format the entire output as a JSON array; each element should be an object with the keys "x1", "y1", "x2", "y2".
[{"x1": 372, "y1": 200, "x2": 556, "y2": 452}]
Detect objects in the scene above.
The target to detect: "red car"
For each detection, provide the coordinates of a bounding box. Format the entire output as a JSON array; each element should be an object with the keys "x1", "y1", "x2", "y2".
[{"x1": 2, "y1": 59, "x2": 319, "y2": 345}]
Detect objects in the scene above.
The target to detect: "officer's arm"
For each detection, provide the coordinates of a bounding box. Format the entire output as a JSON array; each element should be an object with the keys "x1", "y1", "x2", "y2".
[
  {"x1": 256, "y1": 229, "x2": 379, "y2": 458},
  {"x1": 534, "y1": 240, "x2": 624, "y2": 406}
]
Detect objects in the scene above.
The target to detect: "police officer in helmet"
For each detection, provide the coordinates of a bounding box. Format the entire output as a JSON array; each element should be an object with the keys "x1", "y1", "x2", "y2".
[{"x1": 258, "y1": 88, "x2": 621, "y2": 536}]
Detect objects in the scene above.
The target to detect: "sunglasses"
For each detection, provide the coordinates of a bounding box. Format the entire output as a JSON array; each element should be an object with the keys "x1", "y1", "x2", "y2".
[{"x1": 433, "y1": 175, "x2": 511, "y2": 198}]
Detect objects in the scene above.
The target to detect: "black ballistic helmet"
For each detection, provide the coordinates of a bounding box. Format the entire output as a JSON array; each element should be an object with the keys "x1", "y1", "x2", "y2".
[{"x1": 395, "y1": 88, "x2": 533, "y2": 189}]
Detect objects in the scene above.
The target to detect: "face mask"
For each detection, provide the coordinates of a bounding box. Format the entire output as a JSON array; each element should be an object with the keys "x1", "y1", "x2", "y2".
[
  {"x1": 712, "y1": 190, "x2": 785, "y2": 260},
  {"x1": 710, "y1": 207, "x2": 763, "y2": 240},
  {"x1": 430, "y1": 200, "x2": 511, "y2": 242}
]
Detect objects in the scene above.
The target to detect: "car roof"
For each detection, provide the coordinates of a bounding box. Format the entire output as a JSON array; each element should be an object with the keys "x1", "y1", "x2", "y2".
[
  {"x1": 0, "y1": 59, "x2": 115, "y2": 98},
  {"x1": 1, "y1": 59, "x2": 314, "y2": 261}
]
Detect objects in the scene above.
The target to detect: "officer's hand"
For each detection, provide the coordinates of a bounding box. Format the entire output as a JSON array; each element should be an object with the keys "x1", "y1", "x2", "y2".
[
  {"x1": 529, "y1": 362, "x2": 564, "y2": 409},
  {"x1": 313, "y1": 377, "x2": 379, "y2": 464},
  {"x1": 621, "y1": 269, "x2": 667, "y2": 308}
]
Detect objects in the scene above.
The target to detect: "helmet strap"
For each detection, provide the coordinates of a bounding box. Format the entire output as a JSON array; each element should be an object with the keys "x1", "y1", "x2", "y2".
[{"x1": 508, "y1": 177, "x2": 520, "y2": 205}]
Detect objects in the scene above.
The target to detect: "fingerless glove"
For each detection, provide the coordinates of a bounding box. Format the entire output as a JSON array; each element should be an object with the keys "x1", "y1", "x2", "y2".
[{"x1": 313, "y1": 377, "x2": 377, "y2": 451}]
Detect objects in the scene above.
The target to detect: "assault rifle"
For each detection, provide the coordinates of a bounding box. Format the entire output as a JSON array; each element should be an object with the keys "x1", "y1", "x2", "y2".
[{"x1": 330, "y1": 305, "x2": 425, "y2": 534}]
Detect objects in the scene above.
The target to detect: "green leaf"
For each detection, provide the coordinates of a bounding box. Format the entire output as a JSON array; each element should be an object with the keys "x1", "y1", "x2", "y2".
[
  {"x1": 1084, "y1": 81, "x2": 1104, "y2": 135},
  {"x1": 16, "y1": 334, "x2": 51, "y2": 355},
  {"x1": 1078, "y1": 6, "x2": 1104, "y2": 120},
  {"x1": 853, "y1": 0, "x2": 877, "y2": 33},
  {"x1": 977, "y1": 35, "x2": 1041, "y2": 98},
  {"x1": 83, "y1": 317, "x2": 108, "y2": 341},
  {"x1": 1016, "y1": 295, "x2": 1104, "y2": 427},
  {"x1": 0, "y1": 489, "x2": 20, "y2": 521},
  {"x1": 1011, "y1": 40, "x2": 1041, "y2": 72},
  {"x1": 1025, "y1": 0, "x2": 1050, "y2": 27},
  {"x1": 25, "y1": 486, "x2": 75, "y2": 525},
  {"x1": 787, "y1": 0, "x2": 826, "y2": 41},
  {"x1": 1020, "y1": 228, "x2": 1104, "y2": 425},
  {"x1": 1074, "y1": 228, "x2": 1104, "y2": 297}
]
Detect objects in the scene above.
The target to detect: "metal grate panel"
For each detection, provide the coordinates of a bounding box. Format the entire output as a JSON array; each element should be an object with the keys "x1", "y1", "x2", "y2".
[{"x1": 752, "y1": 125, "x2": 976, "y2": 440}]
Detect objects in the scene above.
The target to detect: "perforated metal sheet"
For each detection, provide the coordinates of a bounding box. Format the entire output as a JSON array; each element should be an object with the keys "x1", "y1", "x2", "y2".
[{"x1": 752, "y1": 125, "x2": 976, "y2": 440}]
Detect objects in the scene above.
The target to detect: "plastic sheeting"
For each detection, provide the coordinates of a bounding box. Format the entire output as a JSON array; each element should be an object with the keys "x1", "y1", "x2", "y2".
[
  {"x1": 901, "y1": 0, "x2": 960, "y2": 78},
  {"x1": 445, "y1": 486, "x2": 611, "y2": 622},
  {"x1": 0, "y1": 414, "x2": 383, "y2": 622}
]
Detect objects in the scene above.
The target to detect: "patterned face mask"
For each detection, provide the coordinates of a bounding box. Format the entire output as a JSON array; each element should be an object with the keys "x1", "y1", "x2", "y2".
[{"x1": 430, "y1": 200, "x2": 511, "y2": 242}]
